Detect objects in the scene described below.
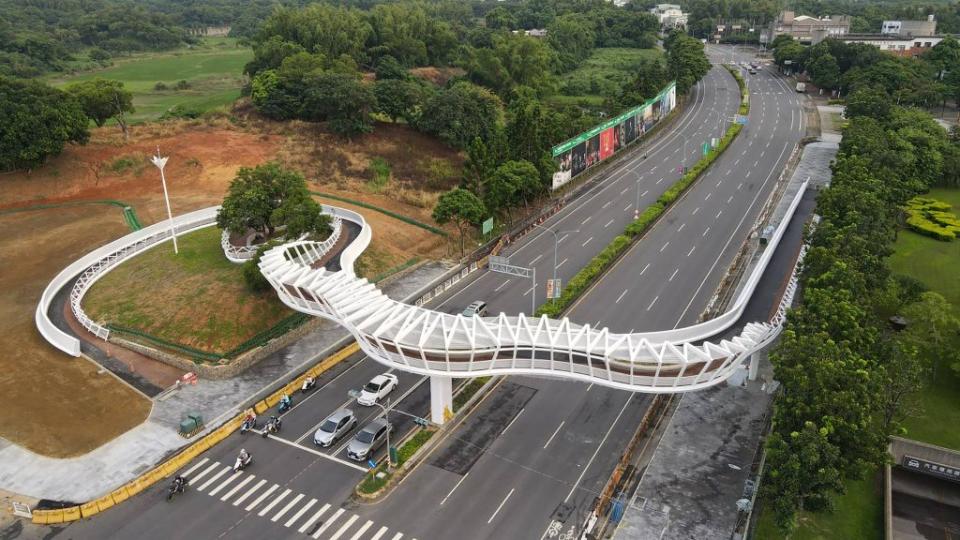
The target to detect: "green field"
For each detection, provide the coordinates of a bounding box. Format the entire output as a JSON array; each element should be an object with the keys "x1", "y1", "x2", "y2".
[
  {"x1": 888, "y1": 187, "x2": 960, "y2": 451},
  {"x1": 52, "y1": 37, "x2": 252, "y2": 123},
  {"x1": 557, "y1": 48, "x2": 662, "y2": 101},
  {"x1": 753, "y1": 471, "x2": 883, "y2": 540},
  {"x1": 84, "y1": 226, "x2": 292, "y2": 354}
]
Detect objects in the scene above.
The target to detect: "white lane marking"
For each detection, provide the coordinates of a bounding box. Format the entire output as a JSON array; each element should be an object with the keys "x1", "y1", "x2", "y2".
[
  {"x1": 692, "y1": 207, "x2": 700, "y2": 215},
  {"x1": 687, "y1": 246, "x2": 696, "y2": 257},
  {"x1": 656, "y1": 177, "x2": 664, "y2": 184},
  {"x1": 502, "y1": 409, "x2": 523, "y2": 436},
  {"x1": 640, "y1": 263, "x2": 650, "y2": 275},
  {"x1": 272, "y1": 493, "x2": 305, "y2": 522},
  {"x1": 233, "y1": 478, "x2": 267, "y2": 506},
  {"x1": 641, "y1": 190, "x2": 649, "y2": 197},
  {"x1": 441, "y1": 472, "x2": 471, "y2": 505},
  {"x1": 669, "y1": 268, "x2": 679, "y2": 281},
  {"x1": 313, "y1": 508, "x2": 346, "y2": 538},
  {"x1": 647, "y1": 296, "x2": 659, "y2": 311},
  {"x1": 391, "y1": 533, "x2": 404, "y2": 540},
  {"x1": 208, "y1": 470, "x2": 243, "y2": 496},
  {"x1": 677, "y1": 223, "x2": 685, "y2": 232},
  {"x1": 581, "y1": 216, "x2": 591, "y2": 226},
  {"x1": 760, "y1": 150, "x2": 765, "y2": 158},
  {"x1": 371, "y1": 526, "x2": 390, "y2": 540},
  {"x1": 285, "y1": 498, "x2": 317, "y2": 528},
  {"x1": 488, "y1": 488, "x2": 516, "y2": 524},
  {"x1": 544, "y1": 421, "x2": 565, "y2": 449},
  {"x1": 220, "y1": 474, "x2": 255, "y2": 501},
  {"x1": 299, "y1": 503, "x2": 331, "y2": 533},
  {"x1": 623, "y1": 203, "x2": 632, "y2": 212},
  {"x1": 563, "y1": 395, "x2": 635, "y2": 503},
  {"x1": 745, "y1": 170, "x2": 752, "y2": 178},
  {"x1": 621, "y1": 187, "x2": 629, "y2": 195},
  {"x1": 494, "y1": 280, "x2": 510, "y2": 292},
  {"x1": 604, "y1": 219, "x2": 614, "y2": 228},
  {"x1": 188, "y1": 462, "x2": 221, "y2": 484},
  {"x1": 329, "y1": 514, "x2": 359, "y2": 540},
  {"x1": 197, "y1": 466, "x2": 231, "y2": 492},
  {"x1": 266, "y1": 433, "x2": 367, "y2": 472},
  {"x1": 530, "y1": 254, "x2": 543, "y2": 265},
  {"x1": 350, "y1": 520, "x2": 374, "y2": 540},
  {"x1": 582, "y1": 237, "x2": 593, "y2": 247},
  {"x1": 733, "y1": 158, "x2": 740, "y2": 166},
  {"x1": 737, "y1": 182, "x2": 743, "y2": 190},
  {"x1": 182, "y1": 458, "x2": 210, "y2": 477},
  {"x1": 702, "y1": 227, "x2": 711, "y2": 237},
  {"x1": 523, "y1": 287, "x2": 532, "y2": 296},
  {"x1": 258, "y1": 488, "x2": 291, "y2": 517},
  {"x1": 753, "y1": 160, "x2": 759, "y2": 167},
  {"x1": 716, "y1": 210, "x2": 723, "y2": 219},
  {"x1": 616, "y1": 289, "x2": 629, "y2": 304},
  {"x1": 602, "y1": 200, "x2": 612, "y2": 209},
  {"x1": 557, "y1": 258, "x2": 568, "y2": 268},
  {"x1": 704, "y1": 192, "x2": 711, "y2": 201},
  {"x1": 245, "y1": 484, "x2": 279, "y2": 512},
  {"x1": 659, "y1": 241, "x2": 670, "y2": 253},
  {"x1": 558, "y1": 234, "x2": 569, "y2": 243},
  {"x1": 727, "y1": 195, "x2": 734, "y2": 204}
]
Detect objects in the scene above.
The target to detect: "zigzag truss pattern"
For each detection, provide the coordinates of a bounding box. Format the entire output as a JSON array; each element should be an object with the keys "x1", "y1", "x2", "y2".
[{"x1": 260, "y1": 181, "x2": 809, "y2": 393}]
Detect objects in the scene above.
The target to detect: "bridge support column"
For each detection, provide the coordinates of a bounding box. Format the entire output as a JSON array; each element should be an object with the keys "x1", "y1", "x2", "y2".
[
  {"x1": 748, "y1": 349, "x2": 767, "y2": 381},
  {"x1": 430, "y1": 375, "x2": 453, "y2": 425}
]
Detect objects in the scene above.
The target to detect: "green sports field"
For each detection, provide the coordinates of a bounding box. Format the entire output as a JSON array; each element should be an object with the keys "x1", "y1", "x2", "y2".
[{"x1": 52, "y1": 37, "x2": 252, "y2": 123}]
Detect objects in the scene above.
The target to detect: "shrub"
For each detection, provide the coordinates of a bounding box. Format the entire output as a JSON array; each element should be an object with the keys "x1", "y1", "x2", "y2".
[
  {"x1": 904, "y1": 196, "x2": 960, "y2": 241},
  {"x1": 175, "y1": 79, "x2": 191, "y2": 90},
  {"x1": 154, "y1": 82, "x2": 168, "y2": 91},
  {"x1": 367, "y1": 157, "x2": 391, "y2": 190}
]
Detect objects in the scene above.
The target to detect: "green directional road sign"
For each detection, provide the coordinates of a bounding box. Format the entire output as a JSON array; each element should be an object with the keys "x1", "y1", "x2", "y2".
[
  {"x1": 702, "y1": 142, "x2": 710, "y2": 156},
  {"x1": 482, "y1": 217, "x2": 494, "y2": 235}
]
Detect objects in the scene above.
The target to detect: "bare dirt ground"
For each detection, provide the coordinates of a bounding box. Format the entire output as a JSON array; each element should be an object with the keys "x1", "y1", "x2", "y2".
[{"x1": 0, "y1": 115, "x2": 458, "y2": 457}]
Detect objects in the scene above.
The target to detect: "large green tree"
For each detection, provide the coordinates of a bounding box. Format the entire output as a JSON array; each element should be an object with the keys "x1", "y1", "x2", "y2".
[
  {"x1": 217, "y1": 162, "x2": 313, "y2": 238},
  {"x1": 66, "y1": 78, "x2": 135, "y2": 139},
  {"x1": 433, "y1": 188, "x2": 486, "y2": 256},
  {"x1": 0, "y1": 76, "x2": 88, "y2": 171},
  {"x1": 665, "y1": 31, "x2": 710, "y2": 95},
  {"x1": 418, "y1": 81, "x2": 503, "y2": 149}
]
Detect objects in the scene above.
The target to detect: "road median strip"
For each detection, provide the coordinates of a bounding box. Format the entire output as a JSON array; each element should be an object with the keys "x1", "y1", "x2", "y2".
[{"x1": 536, "y1": 67, "x2": 748, "y2": 318}]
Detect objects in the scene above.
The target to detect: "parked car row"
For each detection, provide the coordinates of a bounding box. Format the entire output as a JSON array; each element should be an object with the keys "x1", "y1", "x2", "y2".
[{"x1": 312, "y1": 372, "x2": 398, "y2": 461}]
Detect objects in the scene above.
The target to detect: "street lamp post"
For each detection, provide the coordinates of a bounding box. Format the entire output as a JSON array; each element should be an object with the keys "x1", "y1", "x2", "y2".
[
  {"x1": 531, "y1": 224, "x2": 579, "y2": 294},
  {"x1": 348, "y1": 391, "x2": 394, "y2": 468},
  {"x1": 150, "y1": 147, "x2": 179, "y2": 255}
]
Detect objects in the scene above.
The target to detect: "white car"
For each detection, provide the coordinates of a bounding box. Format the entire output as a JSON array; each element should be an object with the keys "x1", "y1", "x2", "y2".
[{"x1": 358, "y1": 374, "x2": 398, "y2": 406}]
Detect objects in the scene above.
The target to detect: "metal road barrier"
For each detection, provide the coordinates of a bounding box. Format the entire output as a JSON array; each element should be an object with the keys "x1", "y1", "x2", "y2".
[{"x1": 260, "y1": 181, "x2": 809, "y2": 393}]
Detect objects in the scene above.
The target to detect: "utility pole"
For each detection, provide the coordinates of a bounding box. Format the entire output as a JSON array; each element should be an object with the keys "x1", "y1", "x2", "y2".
[{"x1": 150, "y1": 147, "x2": 179, "y2": 254}]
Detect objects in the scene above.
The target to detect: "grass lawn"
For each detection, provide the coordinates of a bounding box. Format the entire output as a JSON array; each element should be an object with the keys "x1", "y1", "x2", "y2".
[
  {"x1": 51, "y1": 37, "x2": 252, "y2": 123},
  {"x1": 887, "y1": 187, "x2": 960, "y2": 450},
  {"x1": 554, "y1": 47, "x2": 662, "y2": 104},
  {"x1": 753, "y1": 470, "x2": 884, "y2": 540},
  {"x1": 84, "y1": 226, "x2": 292, "y2": 353}
]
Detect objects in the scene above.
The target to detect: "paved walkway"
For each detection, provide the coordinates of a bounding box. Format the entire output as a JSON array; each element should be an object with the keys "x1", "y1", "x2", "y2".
[
  {"x1": 0, "y1": 261, "x2": 451, "y2": 502},
  {"x1": 613, "y1": 140, "x2": 838, "y2": 540}
]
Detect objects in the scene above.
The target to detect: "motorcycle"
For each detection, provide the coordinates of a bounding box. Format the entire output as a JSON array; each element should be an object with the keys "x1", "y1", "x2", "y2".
[
  {"x1": 240, "y1": 414, "x2": 257, "y2": 434},
  {"x1": 234, "y1": 453, "x2": 253, "y2": 472},
  {"x1": 301, "y1": 377, "x2": 316, "y2": 393},
  {"x1": 278, "y1": 395, "x2": 293, "y2": 414},
  {"x1": 261, "y1": 416, "x2": 282, "y2": 438},
  {"x1": 166, "y1": 477, "x2": 188, "y2": 501}
]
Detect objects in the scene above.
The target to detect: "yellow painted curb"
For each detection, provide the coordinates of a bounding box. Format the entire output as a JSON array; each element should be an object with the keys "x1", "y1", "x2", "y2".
[{"x1": 30, "y1": 342, "x2": 359, "y2": 525}]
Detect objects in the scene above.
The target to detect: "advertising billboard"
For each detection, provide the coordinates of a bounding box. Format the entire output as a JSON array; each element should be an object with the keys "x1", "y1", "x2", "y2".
[{"x1": 551, "y1": 82, "x2": 676, "y2": 190}]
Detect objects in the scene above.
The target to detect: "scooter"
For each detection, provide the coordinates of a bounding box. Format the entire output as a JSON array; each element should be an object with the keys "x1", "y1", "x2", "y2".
[
  {"x1": 261, "y1": 417, "x2": 282, "y2": 438},
  {"x1": 240, "y1": 414, "x2": 257, "y2": 434},
  {"x1": 301, "y1": 377, "x2": 316, "y2": 393},
  {"x1": 234, "y1": 453, "x2": 253, "y2": 472},
  {"x1": 166, "y1": 477, "x2": 188, "y2": 501},
  {"x1": 278, "y1": 395, "x2": 293, "y2": 414}
]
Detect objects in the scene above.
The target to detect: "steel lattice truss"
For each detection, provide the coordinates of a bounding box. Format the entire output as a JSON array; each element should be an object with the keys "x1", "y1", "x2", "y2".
[{"x1": 260, "y1": 183, "x2": 807, "y2": 393}]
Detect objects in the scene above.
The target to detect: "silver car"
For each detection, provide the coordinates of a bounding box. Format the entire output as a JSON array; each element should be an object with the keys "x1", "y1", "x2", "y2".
[
  {"x1": 461, "y1": 300, "x2": 487, "y2": 317},
  {"x1": 346, "y1": 418, "x2": 392, "y2": 461},
  {"x1": 313, "y1": 408, "x2": 357, "y2": 447}
]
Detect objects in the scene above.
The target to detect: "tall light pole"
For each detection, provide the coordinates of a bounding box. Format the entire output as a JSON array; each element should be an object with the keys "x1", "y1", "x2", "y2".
[
  {"x1": 150, "y1": 147, "x2": 179, "y2": 255},
  {"x1": 531, "y1": 223, "x2": 579, "y2": 295}
]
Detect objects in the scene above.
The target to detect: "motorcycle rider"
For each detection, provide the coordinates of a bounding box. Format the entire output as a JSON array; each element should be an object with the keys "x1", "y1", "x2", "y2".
[
  {"x1": 241, "y1": 409, "x2": 257, "y2": 430},
  {"x1": 279, "y1": 393, "x2": 292, "y2": 411},
  {"x1": 172, "y1": 475, "x2": 186, "y2": 493},
  {"x1": 302, "y1": 376, "x2": 316, "y2": 391}
]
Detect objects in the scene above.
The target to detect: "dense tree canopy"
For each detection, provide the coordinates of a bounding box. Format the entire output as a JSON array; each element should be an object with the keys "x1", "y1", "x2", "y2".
[
  {"x1": 0, "y1": 76, "x2": 88, "y2": 171},
  {"x1": 66, "y1": 78, "x2": 135, "y2": 139}
]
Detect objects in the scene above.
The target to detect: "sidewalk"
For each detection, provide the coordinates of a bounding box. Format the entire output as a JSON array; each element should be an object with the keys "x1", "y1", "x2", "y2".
[
  {"x1": 0, "y1": 261, "x2": 452, "y2": 502},
  {"x1": 612, "y1": 140, "x2": 838, "y2": 540}
]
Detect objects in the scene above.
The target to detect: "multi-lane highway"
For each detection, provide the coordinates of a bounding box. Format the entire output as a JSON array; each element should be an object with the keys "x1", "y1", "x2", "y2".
[{"x1": 59, "y1": 45, "x2": 806, "y2": 540}]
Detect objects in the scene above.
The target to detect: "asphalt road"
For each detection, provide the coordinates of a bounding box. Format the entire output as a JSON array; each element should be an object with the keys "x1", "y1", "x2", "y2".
[{"x1": 56, "y1": 46, "x2": 805, "y2": 540}]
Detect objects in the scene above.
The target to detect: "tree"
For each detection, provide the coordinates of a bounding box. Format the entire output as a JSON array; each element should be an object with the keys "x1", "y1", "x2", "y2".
[
  {"x1": 665, "y1": 31, "x2": 710, "y2": 94},
  {"x1": 66, "y1": 78, "x2": 134, "y2": 139},
  {"x1": 899, "y1": 292, "x2": 960, "y2": 364},
  {"x1": 270, "y1": 192, "x2": 333, "y2": 239},
  {"x1": 844, "y1": 86, "x2": 891, "y2": 122},
  {"x1": 773, "y1": 41, "x2": 805, "y2": 71},
  {"x1": 547, "y1": 14, "x2": 596, "y2": 72},
  {"x1": 216, "y1": 162, "x2": 310, "y2": 237},
  {"x1": 374, "y1": 79, "x2": 427, "y2": 124},
  {"x1": 418, "y1": 81, "x2": 503, "y2": 149},
  {"x1": 374, "y1": 55, "x2": 407, "y2": 80},
  {"x1": 432, "y1": 188, "x2": 486, "y2": 256},
  {"x1": 0, "y1": 76, "x2": 88, "y2": 171},
  {"x1": 485, "y1": 7, "x2": 516, "y2": 30},
  {"x1": 462, "y1": 137, "x2": 496, "y2": 196},
  {"x1": 807, "y1": 53, "x2": 840, "y2": 91},
  {"x1": 301, "y1": 72, "x2": 375, "y2": 137}
]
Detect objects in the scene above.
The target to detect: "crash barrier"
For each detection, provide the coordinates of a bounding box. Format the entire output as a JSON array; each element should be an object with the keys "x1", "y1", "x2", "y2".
[
  {"x1": 30, "y1": 341, "x2": 361, "y2": 525},
  {"x1": 260, "y1": 178, "x2": 808, "y2": 393}
]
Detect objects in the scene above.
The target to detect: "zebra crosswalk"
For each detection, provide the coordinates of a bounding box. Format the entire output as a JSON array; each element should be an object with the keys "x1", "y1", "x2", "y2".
[{"x1": 181, "y1": 458, "x2": 414, "y2": 540}]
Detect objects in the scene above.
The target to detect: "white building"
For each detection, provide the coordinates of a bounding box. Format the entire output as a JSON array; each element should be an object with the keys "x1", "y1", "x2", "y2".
[
  {"x1": 650, "y1": 4, "x2": 689, "y2": 29},
  {"x1": 881, "y1": 15, "x2": 937, "y2": 37}
]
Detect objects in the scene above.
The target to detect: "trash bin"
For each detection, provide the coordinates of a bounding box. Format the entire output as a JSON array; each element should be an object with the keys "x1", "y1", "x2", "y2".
[{"x1": 178, "y1": 413, "x2": 204, "y2": 437}]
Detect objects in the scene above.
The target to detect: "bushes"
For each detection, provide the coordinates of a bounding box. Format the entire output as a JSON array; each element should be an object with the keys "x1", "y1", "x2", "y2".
[{"x1": 905, "y1": 196, "x2": 960, "y2": 241}]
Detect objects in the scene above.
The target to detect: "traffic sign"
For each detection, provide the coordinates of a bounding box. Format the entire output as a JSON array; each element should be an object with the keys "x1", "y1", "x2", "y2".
[{"x1": 482, "y1": 217, "x2": 494, "y2": 235}]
